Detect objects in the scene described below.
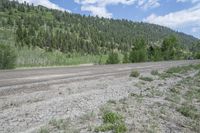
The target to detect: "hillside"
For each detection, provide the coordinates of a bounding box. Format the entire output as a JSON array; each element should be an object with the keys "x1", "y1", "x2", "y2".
[{"x1": 0, "y1": 0, "x2": 199, "y2": 68}]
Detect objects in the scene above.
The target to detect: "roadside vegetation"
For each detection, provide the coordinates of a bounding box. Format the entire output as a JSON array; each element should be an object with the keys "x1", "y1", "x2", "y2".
[
  {"x1": 151, "y1": 70, "x2": 159, "y2": 75},
  {"x1": 139, "y1": 76, "x2": 154, "y2": 82},
  {"x1": 158, "y1": 64, "x2": 200, "y2": 79},
  {"x1": 0, "y1": 0, "x2": 199, "y2": 69},
  {"x1": 130, "y1": 70, "x2": 140, "y2": 77},
  {"x1": 95, "y1": 111, "x2": 127, "y2": 133},
  {"x1": 0, "y1": 43, "x2": 16, "y2": 69},
  {"x1": 26, "y1": 63, "x2": 200, "y2": 132}
]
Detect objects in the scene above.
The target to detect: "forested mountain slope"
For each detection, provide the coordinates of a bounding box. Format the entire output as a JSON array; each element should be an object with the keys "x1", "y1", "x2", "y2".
[{"x1": 0, "y1": 0, "x2": 198, "y2": 54}]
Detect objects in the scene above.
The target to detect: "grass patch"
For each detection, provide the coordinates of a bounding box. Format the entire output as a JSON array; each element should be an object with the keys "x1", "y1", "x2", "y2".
[
  {"x1": 158, "y1": 64, "x2": 200, "y2": 79},
  {"x1": 16, "y1": 46, "x2": 108, "y2": 67},
  {"x1": 107, "y1": 100, "x2": 117, "y2": 104},
  {"x1": 158, "y1": 72, "x2": 173, "y2": 79},
  {"x1": 166, "y1": 66, "x2": 185, "y2": 74},
  {"x1": 130, "y1": 70, "x2": 140, "y2": 77},
  {"x1": 102, "y1": 111, "x2": 122, "y2": 124},
  {"x1": 38, "y1": 127, "x2": 49, "y2": 133},
  {"x1": 49, "y1": 119, "x2": 70, "y2": 130},
  {"x1": 139, "y1": 76, "x2": 154, "y2": 82},
  {"x1": 48, "y1": 118, "x2": 79, "y2": 132},
  {"x1": 165, "y1": 93, "x2": 181, "y2": 103},
  {"x1": 151, "y1": 70, "x2": 159, "y2": 75},
  {"x1": 95, "y1": 111, "x2": 127, "y2": 133},
  {"x1": 177, "y1": 103, "x2": 199, "y2": 120},
  {"x1": 165, "y1": 64, "x2": 197, "y2": 74}
]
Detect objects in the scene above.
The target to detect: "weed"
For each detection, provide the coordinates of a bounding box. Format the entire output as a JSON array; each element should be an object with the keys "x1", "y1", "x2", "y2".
[
  {"x1": 139, "y1": 76, "x2": 154, "y2": 82},
  {"x1": 95, "y1": 123, "x2": 114, "y2": 132},
  {"x1": 149, "y1": 89, "x2": 163, "y2": 97},
  {"x1": 80, "y1": 111, "x2": 96, "y2": 124},
  {"x1": 107, "y1": 100, "x2": 117, "y2": 104},
  {"x1": 165, "y1": 93, "x2": 180, "y2": 103},
  {"x1": 166, "y1": 66, "x2": 183, "y2": 74},
  {"x1": 151, "y1": 70, "x2": 159, "y2": 75},
  {"x1": 129, "y1": 93, "x2": 137, "y2": 97},
  {"x1": 130, "y1": 70, "x2": 140, "y2": 77},
  {"x1": 177, "y1": 104, "x2": 199, "y2": 120},
  {"x1": 166, "y1": 65, "x2": 193, "y2": 74},
  {"x1": 38, "y1": 127, "x2": 49, "y2": 133},
  {"x1": 103, "y1": 111, "x2": 122, "y2": 124},
  {"x1": 95, "y1": 111, "x2": 127, "y2": 133},
  {"x1": 49, "y1": 118, "x2": 74, "y2": 131},
  {"x1": 158, "y1": 72, "x2": 172, "y2": 79}
]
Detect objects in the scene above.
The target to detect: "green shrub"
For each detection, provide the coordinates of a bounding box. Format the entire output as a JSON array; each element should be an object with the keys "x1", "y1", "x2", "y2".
[
  {"x1": 103, "y1": 111, "x2": 122, "y2": 124},
  {"x1": 106, "y1": 52, "x2": 120, "y2": 64},
  {"x1": 130, "y1": 70, "x2": 140, "y2": 77},
  {"x1": 129, "y1": 49, "x2": 147, "y2": 63},
  {"x1": 95, "y1": 111, "x2": 127, "y2": 133},
  {"x1": 38, "y1": 127, "x2": 49, "y2": 133},
  {"x1": 195, "y1": 52, "x2": 200, "y2": 59},
  {"x1": 95, "y1": 123, "x2": 114, "y2": 132},
  {"x1": 0, "y1": 44, "x2": 17, "y2": 69},
  {"x1": 114, "y1": 122, "x2": 127, "y2": 133},
  {"x1": 151, "y1": 70, "x2": 159, "y2": 75},
  {"x1": 177, "y1": 104, "x2": 199, "y2": 120},
  {"x1": 139, "y1": 76, "x2": 154, "y2": 82}
]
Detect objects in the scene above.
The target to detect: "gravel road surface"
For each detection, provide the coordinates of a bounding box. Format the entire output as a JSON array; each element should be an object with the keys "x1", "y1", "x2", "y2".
[{"x1": 0, "y1": 60, "x2": 199, "y2": 133}]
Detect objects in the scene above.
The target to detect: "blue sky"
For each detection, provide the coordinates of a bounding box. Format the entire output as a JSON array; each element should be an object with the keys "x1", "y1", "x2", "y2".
[{"x1": 17, "y1": 0, "x2": 200, "y2": 39}]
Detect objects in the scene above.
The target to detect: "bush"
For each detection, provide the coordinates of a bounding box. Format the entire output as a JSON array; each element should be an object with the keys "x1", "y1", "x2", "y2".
[
  {"x1": 177, "y1": 104, "x2": 199, "y2": 120},
  {"x1": 38, "y1": 127, "x2": 49, "y2": 133},
  {"x1": 130, "y1": 70, "x2": 140, "y2": 77},
  {"x1": 103, "y1": 111, "x2": 122, "y2": 124},
  {"x1": 151, "y1": 70, "x2": 159, "y2": 75},
  {"x1": 195, "y1": 52, "x2": 200, "y2": 59},
  {"x1": 129, "y1": 49, "x2": 147, "y2": 63},
  {"x1": 106, "y1": 52, "x2": 120, "y2": 64},
  {"x1": 95, "y1": 111, "x2": 127, "y2": 133},
  {"x1": 0, "y1": 44, "x2": 17, "y2": 69},
  {"x1": 139, "y1": 76, "x2": 154, "y2": 82}
]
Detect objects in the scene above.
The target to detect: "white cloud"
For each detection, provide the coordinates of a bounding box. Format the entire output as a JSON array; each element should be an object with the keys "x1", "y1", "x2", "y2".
[
  {"x1": 144, "y1": 3, "x2": 200, "y2": 38},
  {"x1": 145, "y1": 4, "x2": 200, "y2": 27},
  {"x1": 13, "y1": 0, "x2": 71, "y2": 12},
  {"x1": 176, "y1": 0, "x2": 200, "y2": 3},
  {"x1": 141, "y1": 0, "x2": 160, "y2": 10},
  {"x1": 75, "y1": 0, "x2": 160, "y2": 18}
]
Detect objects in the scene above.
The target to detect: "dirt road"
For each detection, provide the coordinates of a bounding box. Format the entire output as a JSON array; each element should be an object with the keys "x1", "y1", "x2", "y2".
[
  {"x1": 0, "y1": 60, "x2": 199, "y2": 88},
  {"x1": 0, "y1": 60, "x2": 199, "y2": 133}
]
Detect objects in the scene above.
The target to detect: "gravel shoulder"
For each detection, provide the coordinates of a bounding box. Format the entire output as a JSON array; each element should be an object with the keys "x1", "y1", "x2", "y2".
[{"x1": 0, "y1": 61, "x2": 199, "y2": 133}]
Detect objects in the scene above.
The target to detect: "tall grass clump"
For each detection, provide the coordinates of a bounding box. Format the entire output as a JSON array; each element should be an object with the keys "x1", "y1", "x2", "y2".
[
  {"x1": 130, "y1": 70, "x2": 140, "y2": 77},
  {"x1": 0, "y1": 44, "x2": 17, "y2": 69},
  {"x1": 16, "y1": 46, "x2": 108, "y2": 67}
]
